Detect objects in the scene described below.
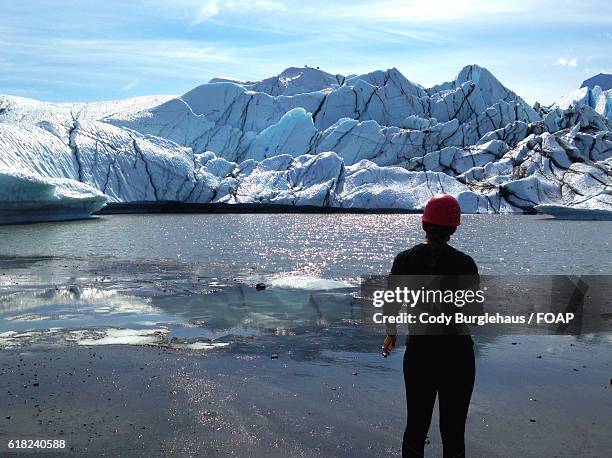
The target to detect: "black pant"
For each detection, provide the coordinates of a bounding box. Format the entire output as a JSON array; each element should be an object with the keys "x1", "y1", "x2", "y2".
[{"x1": 402, "y1": 344, "x2": 475, "y2": 458}]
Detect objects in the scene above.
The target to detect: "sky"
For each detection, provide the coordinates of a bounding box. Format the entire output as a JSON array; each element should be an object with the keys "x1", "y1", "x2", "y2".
[{"x1": 1, "y1": 0, "x2": 611, "y2": 105}]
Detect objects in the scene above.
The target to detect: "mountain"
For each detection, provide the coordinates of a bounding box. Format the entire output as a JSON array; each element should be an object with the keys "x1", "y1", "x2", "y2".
[
  {"x1": 581, "y1": 73, "x2": 612, "y2": 91},
  {"x1": 553, "y1": 85, "x2": 612, "y2": 120},
  {"x1": 210, "y1": 66, "x2": 343, "y2": 96},
  {"x1": 0, "y1": 65, "x2": 610, "y2": 223}
]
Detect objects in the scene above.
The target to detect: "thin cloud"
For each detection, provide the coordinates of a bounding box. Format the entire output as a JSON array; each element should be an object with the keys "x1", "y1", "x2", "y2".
[
  {"x1": 345, "y1": 0, "x2": 524, "y2": 22},
  {"x1": 187, "y1": 0, "x2": 524, "y2": 26},
  {"x1": 121, "y1": 79, "x2": 139, "y2": 91},
  {"x1": 156, "y1": 0, "x2": 611, "y2": 26},
  {"x1": 193, "y1": 2, "x2": 220, "y2": 23},
  {"x1": 191, "y1": 0, "x2": 285, "y2": 24},
  {"x1": 555, "y1": 57, "x2": 578, "y2": 68},
  {"x1": 0, "y1": 36, "x2": 238, "y2": 66}
]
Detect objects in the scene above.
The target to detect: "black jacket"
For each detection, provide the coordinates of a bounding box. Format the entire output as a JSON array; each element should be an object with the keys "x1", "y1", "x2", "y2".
[
  {"x1": 389, "y1": 243, "x2": 479, "y2": 347},
  {"x1": 391, "y1": 243, "x2": 478, "y2": 277}
]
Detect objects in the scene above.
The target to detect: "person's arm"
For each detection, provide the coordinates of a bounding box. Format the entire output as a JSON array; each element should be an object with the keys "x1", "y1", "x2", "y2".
[
  {"x1": 461, "y1": 257, "x2": 483, "y2": 318},
  {"x1": 382, "y1": 254, "x2": 403, "y2": 355}
]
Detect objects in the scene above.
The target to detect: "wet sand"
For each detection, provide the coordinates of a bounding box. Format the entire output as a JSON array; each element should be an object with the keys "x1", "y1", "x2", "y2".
[{"x1": 1, "y1": 338, "x2": 610, "y2": 457}]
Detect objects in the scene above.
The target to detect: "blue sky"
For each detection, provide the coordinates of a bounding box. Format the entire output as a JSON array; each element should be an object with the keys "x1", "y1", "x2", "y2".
[{"x1": 1, "y1": 0, "x2": 611, "y2": 104}]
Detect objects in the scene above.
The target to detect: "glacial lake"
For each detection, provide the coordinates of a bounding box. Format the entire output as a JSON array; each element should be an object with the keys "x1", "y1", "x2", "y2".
[
  {"x1": 0, "y1": 213, "x2": 610, "y2": 349},
  {"x1": 1, "y1": 213, "x2": 611, "y2": 276}
]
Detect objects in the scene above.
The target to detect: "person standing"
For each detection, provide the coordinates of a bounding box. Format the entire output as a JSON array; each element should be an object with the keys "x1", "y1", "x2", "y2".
[{"x1": 382, "y1": 194, "x2": 479, "y2": 458}]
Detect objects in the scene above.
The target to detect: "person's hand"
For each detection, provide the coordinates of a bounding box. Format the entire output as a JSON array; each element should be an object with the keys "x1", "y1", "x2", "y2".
[{"x1": 382, "y1": 334, "x2": 397, "y2": 357}]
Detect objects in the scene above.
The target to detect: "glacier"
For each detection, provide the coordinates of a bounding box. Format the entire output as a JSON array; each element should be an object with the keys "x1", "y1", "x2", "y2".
[
  {"x1": 553, "y1": 85, "x2": 612, "y2": 120},
  {"x1": 0, "y1": 168, "x2": 107, "y2": 224},
  {"x1": 0, "y1": 64, "x2": 610, "y2": 222}
]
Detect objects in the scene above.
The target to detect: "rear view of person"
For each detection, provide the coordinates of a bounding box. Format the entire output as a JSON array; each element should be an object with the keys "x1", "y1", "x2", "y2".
[{"x1": 382, "y1": 194, "x2": 479, "y2": 458}]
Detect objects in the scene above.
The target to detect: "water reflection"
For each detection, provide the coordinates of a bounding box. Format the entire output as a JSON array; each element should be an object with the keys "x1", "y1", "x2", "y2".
[{"x1": 1, "y1": 214, "x2": 611, "y2": 276}]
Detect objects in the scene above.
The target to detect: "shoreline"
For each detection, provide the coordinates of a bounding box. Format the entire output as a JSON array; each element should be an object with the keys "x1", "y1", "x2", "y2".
[
  {"x1": 5, "y1": 200, "x2": 609, "y2": 221},
  {"x1": 94, "y1": 201, "x2": 425, "y2": 215},
  {"x1": 1, "y1": 338, "x2": 610, "y2": 457}
]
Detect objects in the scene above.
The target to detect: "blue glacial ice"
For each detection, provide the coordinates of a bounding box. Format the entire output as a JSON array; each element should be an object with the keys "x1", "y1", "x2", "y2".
[
  {"x1": 0, "y1": 64, "x2": 610, "y2": 222},
  {"x1": 0, "y1": 168, "x2": 107, "y2": 224}
]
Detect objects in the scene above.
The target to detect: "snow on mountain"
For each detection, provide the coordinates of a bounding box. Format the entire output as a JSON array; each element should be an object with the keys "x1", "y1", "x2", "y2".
[
  {"x1": 427, "y1": 65, "x2": 536, "y2": 115},
  {"x1": 0, "y1": 94, "x2": 174, "y2": 125},
  {"x1": 104, "y1": 65, "x2": 540, "y2": 164},
  {"x1": 0, "y1": 123, "x2": 108, "y2": 222},
  {"x1": 0, "y1": 65, "x2": 611, "y2": 222},
  {"x1": 0, "y1": 96, "x2": 74, "y2": 126},
  {"x1": 0, "y1": 121, "x2": 213, "y2": 204},
  {"x1": 64, "y1": 94, "x2": 176, "y2": 120},
  {"x1": 210, "y1": 67, "x2": 343, "y2": 96},
  {"x1": 553, "y1": 85, "x2": 612, "y2": 120}
]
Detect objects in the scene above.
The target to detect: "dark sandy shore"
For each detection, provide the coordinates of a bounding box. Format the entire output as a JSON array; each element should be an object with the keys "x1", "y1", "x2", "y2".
[{"x1": 0, "y1": 338, "x2": 610, "y2": 458}]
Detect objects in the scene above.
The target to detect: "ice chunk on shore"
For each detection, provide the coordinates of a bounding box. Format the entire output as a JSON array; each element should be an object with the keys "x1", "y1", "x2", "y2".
[
  {"x1": 76, "y1": 328, "x2": 168, "y2": 346},
  {"x1": 0, "y1": 169, "x2": 107, "y2": 223},
  {"x1": 171, "y1": 341, "x2": 230, "y2": 350},
  {"x1": 535, "y1": 204, "x2": 612, "y2": 220},
  {"x1": 268, "y1": 275, "x2": 355, "y2": 290}
]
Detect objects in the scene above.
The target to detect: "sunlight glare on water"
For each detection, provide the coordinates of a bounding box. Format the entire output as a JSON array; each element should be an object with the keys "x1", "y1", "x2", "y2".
[{"x1": 0, "y1": 214, "x2": 610, "y2": 277}]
